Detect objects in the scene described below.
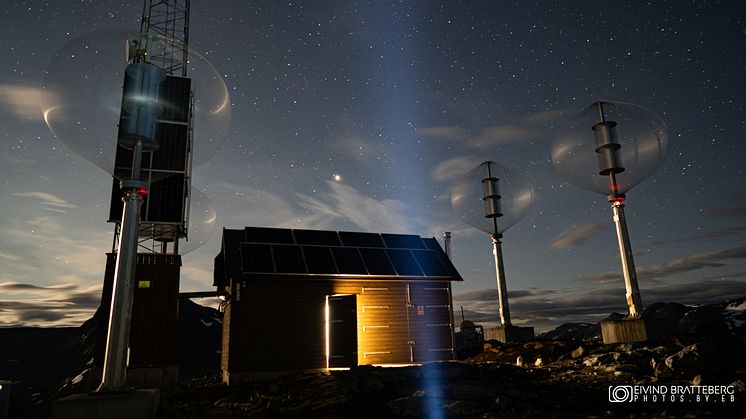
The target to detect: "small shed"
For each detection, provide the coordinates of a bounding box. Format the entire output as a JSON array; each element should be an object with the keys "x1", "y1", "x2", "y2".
[{"x1": 214, "y1": 226, "x2": 463, "y2": 384}]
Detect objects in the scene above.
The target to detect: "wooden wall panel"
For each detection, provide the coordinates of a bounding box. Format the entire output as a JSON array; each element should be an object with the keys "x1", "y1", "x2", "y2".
[{"x1": 223, "y1": 279, "x2": 454, "y2": 376}]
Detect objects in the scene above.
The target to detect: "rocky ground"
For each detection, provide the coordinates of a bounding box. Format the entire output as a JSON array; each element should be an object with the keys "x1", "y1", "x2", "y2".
[
  {"x1": 3, "y1": 297, "x2": 746, "y2": 418},
  {"x1": 156, "y1": 337, "x2": 746, "y2": 418}
]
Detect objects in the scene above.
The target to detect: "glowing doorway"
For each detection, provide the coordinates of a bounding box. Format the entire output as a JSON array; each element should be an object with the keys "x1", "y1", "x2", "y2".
[{"x1": 325, "y1": 294, "x2": 358, "y2": 368}]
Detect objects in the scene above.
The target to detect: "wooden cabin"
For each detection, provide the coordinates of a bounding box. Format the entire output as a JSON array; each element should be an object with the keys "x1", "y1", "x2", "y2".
[{"x1": 214, "y1": 227, "x2": 463, "y2": 384}]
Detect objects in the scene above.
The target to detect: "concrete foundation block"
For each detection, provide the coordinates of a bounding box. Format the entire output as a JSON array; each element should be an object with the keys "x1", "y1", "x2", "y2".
[
  {"x1": 485, "y1": 325, "x2": 535, "y2": 343},
  {"x1": 127, "y1": 365, "x2": 179, "y2": 390},
  {"x1": 52, "y1": 389, "x2": 159, "y2": 419},
  {"x1": 600, "y1": 316, "x2": 678, "y2": 344}
]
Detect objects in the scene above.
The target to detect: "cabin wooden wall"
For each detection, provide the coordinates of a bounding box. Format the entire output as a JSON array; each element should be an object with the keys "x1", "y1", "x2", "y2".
[{"x1": 222, "y1": 278, "x2": 455, "y2": 380}]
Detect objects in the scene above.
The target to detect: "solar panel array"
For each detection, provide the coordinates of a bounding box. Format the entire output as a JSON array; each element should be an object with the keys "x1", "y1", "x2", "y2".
[
  {"x1": 109, "y1": 75, "x2": 191, "y2": 226},
  {"x1": 232, "y1": 227, "x2": 458, "y2": 279}
]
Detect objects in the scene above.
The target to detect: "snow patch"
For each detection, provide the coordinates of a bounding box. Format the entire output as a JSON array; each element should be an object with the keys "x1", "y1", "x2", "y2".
[
  {"x1": 724, "y1": 300, "x2": 746, "y2": 330},
  {"x1": 200, "y1": 319, "x2": 213, "y2": 327},
  {"x1": 726, "y1": 300, "x2": 746, "y2": 312},
  {"x1": 72, "y1": 373, "x2": 84, "y2": 385}
]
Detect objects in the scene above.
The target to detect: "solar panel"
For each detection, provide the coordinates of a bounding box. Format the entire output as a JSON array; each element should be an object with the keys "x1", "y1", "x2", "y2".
[
  {"x1": 359, "y1": 248, "x2": 396, "y2": 275},
  {"x1": 303, "y1": 246, "x2": 338, "y2": 274},
  {"x1": 222, "y1": 229, "x2": 247, "y2": 279},
  {"x1": 331, "y1": 247, "x2": 368, "y2": 275},
  {"x1": 421, "y1": 238, "x2": 459, "y2": 276},
  {"x1": 245, "y1": 227, "x2": 294, "y2": 244},
  {"x1": 213, "y1": 251, "x2": 227, "y2": 287},
  {"x1": 223, "y1": 228, "x2": 463, "y2": 281},
  {"x1": 412, "y1": 250, "x2": 449, "y2": 276},
  {"x1": 240, "y1": 243, "x2": 274, "y2": 273},
  {"x1": 422, "y1": 237, "x2": 440, "y2": 250},
  {"x1": 143, "y1": 173, "x2": 186, "y2": 222},
  {"x1": 293, "y1": 229, "x2": 341, "y2": 246},
  {"x1": 381, "y1": 233, "x2": 426, "y2": 249},
  {"x1": 339, "y1": 231, "x2": 385, "y2": 248},
  {"x1": 272, "y1": 244, "x2": 307, "y2": 274},
  {"x1": 160, "y1": 76, "x2": 191, "y2": 123},
  {"x1": 387, "y1": 249, "x2": 423, "y2": 276},
  {"x1": 151, "y1": 123, "x2": 188, "y2": 171}
]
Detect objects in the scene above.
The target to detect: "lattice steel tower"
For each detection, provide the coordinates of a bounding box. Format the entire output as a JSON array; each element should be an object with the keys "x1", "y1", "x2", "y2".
[{"x1": 108, "y1": 0, "x2": 193, "y2": 254}]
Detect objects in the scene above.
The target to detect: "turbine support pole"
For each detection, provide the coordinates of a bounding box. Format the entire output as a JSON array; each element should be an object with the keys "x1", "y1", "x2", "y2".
[
  {"x1": 99, "y1": 140, "x2": 148, "y2": 392},
  {"x1": 609, "y1": 198, "x2": 643, "y2": 317},
  {"x1": 491, "y1": 233, "x2": 512, "y2": 327}
]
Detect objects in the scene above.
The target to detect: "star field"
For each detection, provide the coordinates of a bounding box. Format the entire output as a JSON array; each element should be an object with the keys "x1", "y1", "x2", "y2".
[{"x1": 1, "y1": 0, "x2": 745, "y2": 330}]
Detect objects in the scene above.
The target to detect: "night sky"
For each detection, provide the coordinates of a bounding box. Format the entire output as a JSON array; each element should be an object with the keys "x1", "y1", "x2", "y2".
[{"x1": 1, "y1": 1, "x2": 745, "y2": 331}]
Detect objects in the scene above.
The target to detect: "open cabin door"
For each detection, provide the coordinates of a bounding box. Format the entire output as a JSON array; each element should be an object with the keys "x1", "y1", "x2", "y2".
[{"x1": 326, "y1": 294, "x2": 358, "y2": 367}]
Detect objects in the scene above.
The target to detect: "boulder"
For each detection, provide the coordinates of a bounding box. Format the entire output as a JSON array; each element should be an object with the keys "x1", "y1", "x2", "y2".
[{"x1": 571, "y1": 346, "x2": 586, "y2": 359}]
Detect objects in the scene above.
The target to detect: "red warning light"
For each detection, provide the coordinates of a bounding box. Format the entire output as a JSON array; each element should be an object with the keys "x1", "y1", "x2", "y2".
[{"x1": 137, "y1": 187, "x2": 149, "y2": 196}]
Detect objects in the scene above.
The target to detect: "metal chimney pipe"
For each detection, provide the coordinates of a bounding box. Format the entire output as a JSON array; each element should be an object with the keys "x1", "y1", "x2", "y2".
[{"x1": 443, "y1": 231, "x2": 452, "y2": 260}]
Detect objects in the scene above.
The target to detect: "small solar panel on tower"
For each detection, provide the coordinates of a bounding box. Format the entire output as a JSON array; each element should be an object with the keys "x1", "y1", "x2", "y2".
[
  {"x1": 245, "y1": 227, "x2": 294, "y2": 244},
  {"x1": 331, "y1": 247, "x2": 368, "y2": 275},
  {"x1": 359, "y1": 248, "x2": 396, "y2": 275},
  {"x1": 381, "y1": 233, "x2": 426, "y2": 249},
  {"x1": 302, "y1": 246, "x2": 338, "y2": 274},
  {"x1": 412, "y1": 250, "x2": 449, "y2": 276},
  {"x1": 159, "y1": 76, "x2": 191, "y2": 122},
  {"x1": 272, "y1": 244, "x2": 307, "y2": 274},
  {"x1": 240, "y1": 243, "x2": 274, "y2": 273},
  {"x1": 144, "y1": 174, "x2": 185, "y2": 222},
  {"x1": 387, "y1": 249, "x2": 424, "y2": 276},
  {"x1": 293, "y1": 229, "x2": 341, "y2": 246},
  {"x1": 150, "y1": 123, "x2": 188, "y2": 171},
  {"x1": 339, "y1": 231, "x2": 385, "y2": 248}
]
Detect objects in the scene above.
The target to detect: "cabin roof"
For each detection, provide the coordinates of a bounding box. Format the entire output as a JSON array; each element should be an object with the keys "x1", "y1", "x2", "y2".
[{"x1": 214, "y1": 227, "x2": 463, "y2": 286}]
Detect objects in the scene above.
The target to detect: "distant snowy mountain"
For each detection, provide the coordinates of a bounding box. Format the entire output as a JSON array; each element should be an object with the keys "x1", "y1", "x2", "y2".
[{"x1": 537, "y1": 296, "x2": 746, "y2": 341}]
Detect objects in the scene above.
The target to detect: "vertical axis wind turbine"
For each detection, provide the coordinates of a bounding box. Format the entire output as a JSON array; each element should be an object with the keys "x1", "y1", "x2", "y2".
[
  {"x1": 100, "y1": 0, "x2": 193, "y2": 391},
  {"x1": 552, "y1": 100, "x2": 668, "y2": 321},
  {"x1": 451, "y1": 161, "x2": 535, "y2": 342},
  {"x1": 41, "y1": 0, "x2": 231, "y2": 382}
]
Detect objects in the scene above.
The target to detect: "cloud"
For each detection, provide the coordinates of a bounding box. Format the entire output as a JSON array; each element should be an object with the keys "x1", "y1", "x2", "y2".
[
  {"x1": 421, "y1": 108, "x2": 563, "y2": 149},
  {"x1": 580, "y1": 246, "x2": 746, "y2": 284},
  {"x1": 430, "y1": 156, "x2": 484, "y2": 182},
  {"x1": 524, "y1": 109, "x2": 565, "y2": 124},
  {"x1": 296, "y1": 180, "x2": 416, "y2": 233},
  {"x1": 454, "y1": 279, "x2": 746, "y2": 332},
  {"x1": 468, "y1": 125, "x2": 543, "y2": 148},
  {"x1": 0, "y1": 282, "x2": 101, "y2": 327},
  {"x1": 12, "y1": 191, "x2": 78, "y2": 212},
  {"x1": 549, "y1": 223, "x2": 605, "y2": 250},
  {"x1": 0, "y1": 83, "x2": 44, "y2": 119},
  {"x1": 420, "y1": 125, "x2": 543, "y2": 149},
  {"x1": 210, "y1": 181, "x2": 299, "y2": 228},
  {"x1": 327, "y1": 132, "x2": 386, "y2": 169},
  {"x1": 454, "y1": 288, "x2": 558, "y2": 302},
  {"x1": 702, "y1": 204, "x2": 746, "y2": 217},
  {"x1": 0, "y1": 211, "x2": 111, "y2": 299},
  {"x1": 0, "y1": 281, "x2": 77, "y2": 293},
  {"x1": 419, "y1": 126, "x2": 467, "y2": 141},
  {"x1": 213, "y1": 180, "x2": 428, "y2": 235},
  {"x1": 647, "y1": 227, "x2": 746, "y2": 247}
]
